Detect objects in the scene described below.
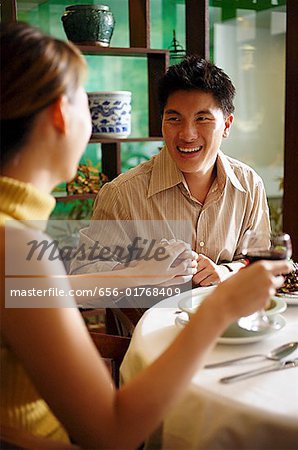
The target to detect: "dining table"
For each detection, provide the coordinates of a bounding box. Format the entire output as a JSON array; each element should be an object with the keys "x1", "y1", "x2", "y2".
[{"x1": 120, "y1": 289, "x2": 298, "y2": 450}]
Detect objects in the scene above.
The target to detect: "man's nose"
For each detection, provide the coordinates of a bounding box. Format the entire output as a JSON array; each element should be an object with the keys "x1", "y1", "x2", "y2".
[{"x1": 178, "y1": 122, "x2": 198, "y2": 141}]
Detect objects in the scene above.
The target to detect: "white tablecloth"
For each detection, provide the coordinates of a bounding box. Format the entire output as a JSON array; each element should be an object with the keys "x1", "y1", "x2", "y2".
[{"x1": 120, "y1": 294, "x2": 298, "y2": 450}]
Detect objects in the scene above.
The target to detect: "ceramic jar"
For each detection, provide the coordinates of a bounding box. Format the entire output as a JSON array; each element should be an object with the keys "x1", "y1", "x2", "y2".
[
  {"x1": 88, "y1": 91, "x2": 132, "y2": 138},
  {"x1": 61, "y1": 4, "x2": 115, "y2": 47}
]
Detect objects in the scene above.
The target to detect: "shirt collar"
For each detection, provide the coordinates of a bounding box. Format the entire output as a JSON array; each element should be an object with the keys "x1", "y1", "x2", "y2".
[
  {"x1": 217, "y1": 150, "x2": 246, "y2": 193},
  {"x1": 147, "y1": 147, "x2": 246, "y2": 198},
  {"x1": 148, "y1": 146, "x2": 184, "y2": 198}
]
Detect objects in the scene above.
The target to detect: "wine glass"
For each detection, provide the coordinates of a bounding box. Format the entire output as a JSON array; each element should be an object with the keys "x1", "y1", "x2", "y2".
[{"x1": 238, "y1": 231, "x2": 292, "y2": 332}]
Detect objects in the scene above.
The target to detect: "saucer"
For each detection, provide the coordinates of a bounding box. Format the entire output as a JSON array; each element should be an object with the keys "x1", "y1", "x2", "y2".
[
  {"x1": 178, "y1": 292, "x2": 286, "y2": 318},
  {"x1": 175, "y1": 313, "x2": 286, "y2": 345}
]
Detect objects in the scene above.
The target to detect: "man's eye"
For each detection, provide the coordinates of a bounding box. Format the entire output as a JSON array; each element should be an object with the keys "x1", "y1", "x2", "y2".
[
  {"x1": 196, "y1": 116, "x2": 208, "y2": 121},
  {"x1": 166, "y1": 117, "x2": 179, "y2": 122}
]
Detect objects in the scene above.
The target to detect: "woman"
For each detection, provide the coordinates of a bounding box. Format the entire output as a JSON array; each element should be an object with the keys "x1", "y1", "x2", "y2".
[{"x1": 0, "y1": 23, "x2": 289, "y2": 449}]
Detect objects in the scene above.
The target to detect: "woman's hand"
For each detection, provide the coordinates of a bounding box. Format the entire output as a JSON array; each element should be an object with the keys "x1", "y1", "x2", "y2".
[{"x1": 208, "y1": 260, "x2": 291, "y2": 323}]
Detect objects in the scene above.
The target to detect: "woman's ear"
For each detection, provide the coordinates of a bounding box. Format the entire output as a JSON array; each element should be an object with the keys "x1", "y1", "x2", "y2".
[
  {"x1": 51, "y1": 96, "x2": 68, "y2": 134},
  {"x1": 223, "y1": 114, "x2": 234, "y2": 138}
]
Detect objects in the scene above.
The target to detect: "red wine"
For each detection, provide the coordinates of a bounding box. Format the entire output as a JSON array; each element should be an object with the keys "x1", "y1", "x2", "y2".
[{"x1": 244, "y1": 251, "x2": 286, "y2": 264}]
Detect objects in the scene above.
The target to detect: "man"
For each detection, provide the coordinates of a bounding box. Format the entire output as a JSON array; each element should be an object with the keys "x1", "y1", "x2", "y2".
[{"x1": 71, "y1": 56, "x2": 270, "y2": 288}]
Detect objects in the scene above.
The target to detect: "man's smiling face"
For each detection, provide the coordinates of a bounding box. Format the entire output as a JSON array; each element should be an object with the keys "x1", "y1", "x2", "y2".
[{"x1": 162, "y1": 89, "x2": 233, "y2": 177}]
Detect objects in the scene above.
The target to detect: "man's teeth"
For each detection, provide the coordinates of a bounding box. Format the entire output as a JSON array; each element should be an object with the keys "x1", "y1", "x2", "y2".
[{"x1": 178, "y1": 146, "x2": 203, "y2": 153}]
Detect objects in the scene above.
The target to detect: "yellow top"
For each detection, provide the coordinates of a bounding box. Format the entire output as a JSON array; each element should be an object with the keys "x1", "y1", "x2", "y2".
[
  {"x1": 0, "y1": 176, "x2": 68, "y2": 441},
  {"x1": 0, "y1": 176, "x2": 56, "y2": 227}
]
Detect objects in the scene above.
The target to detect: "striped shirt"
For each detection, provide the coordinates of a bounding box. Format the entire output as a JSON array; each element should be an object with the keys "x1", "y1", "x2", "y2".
[{"x1": 71, "y1": 147, "x2": 270, "y2": 274}]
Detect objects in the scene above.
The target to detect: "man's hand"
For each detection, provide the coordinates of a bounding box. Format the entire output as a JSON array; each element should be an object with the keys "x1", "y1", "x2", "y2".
[{"x1": 192, "y1": 254, "x2": 231, "y2": 286}]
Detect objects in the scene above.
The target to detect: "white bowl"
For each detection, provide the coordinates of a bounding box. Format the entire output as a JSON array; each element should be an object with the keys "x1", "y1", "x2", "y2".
[
  {"x1": 178, "y1": 286, "x2": 216, "y2": 317},
  {"x1": 88, "y1": 91, "x2": 132, "y2": 138}
]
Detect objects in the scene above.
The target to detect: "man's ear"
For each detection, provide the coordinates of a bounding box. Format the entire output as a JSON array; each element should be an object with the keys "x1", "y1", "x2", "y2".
[
  {"x1": 51, "y1": 96, "x2": 68, "y2": 134},
  {"x1": 223, "y1": 114, "x2": 234, "y2": 138}
]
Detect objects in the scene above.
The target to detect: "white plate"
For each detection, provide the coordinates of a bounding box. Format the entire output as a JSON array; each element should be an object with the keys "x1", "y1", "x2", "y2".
[
  {"x1": 175, "y1": 314, "x2": 286, "y2": 345},
  {"x1": 179, "y1": 291, "x2": 287, "y2": 317},
  {"x1": 274, "y1": 292, "x2": 298, "y2": 306}
]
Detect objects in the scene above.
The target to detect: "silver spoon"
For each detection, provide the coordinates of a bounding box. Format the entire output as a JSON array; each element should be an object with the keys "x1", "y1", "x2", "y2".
[{"x1": 204, "y1": 342, "x2": 298, "y2": 369}]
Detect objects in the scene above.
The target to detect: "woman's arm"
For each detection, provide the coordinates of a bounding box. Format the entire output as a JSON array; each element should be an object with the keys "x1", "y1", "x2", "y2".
[{"x1": 1, "y1": 228, "x2": 289, "y2": 449}]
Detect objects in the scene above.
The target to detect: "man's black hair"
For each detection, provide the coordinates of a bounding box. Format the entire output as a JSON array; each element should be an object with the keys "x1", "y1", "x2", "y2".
[{"x1": 158, "y1": 55, "x2": 236, "y2": 117}]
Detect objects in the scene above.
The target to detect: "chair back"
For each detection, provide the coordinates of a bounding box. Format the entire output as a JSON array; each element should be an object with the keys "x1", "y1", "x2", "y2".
[{"x1": 89, "y1": 331, "x2": 131, "y2": 387}]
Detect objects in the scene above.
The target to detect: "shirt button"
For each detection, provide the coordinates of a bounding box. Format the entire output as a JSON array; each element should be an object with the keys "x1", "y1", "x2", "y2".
[{"x1": 199, "y1": 241, "x2": 205, "y2": 247}]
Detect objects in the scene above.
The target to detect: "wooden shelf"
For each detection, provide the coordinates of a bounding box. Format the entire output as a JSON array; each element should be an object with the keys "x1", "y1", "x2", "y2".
[
  {"x1": 54, "y1": 194, "x2": 96, "y2": 202},
  {"x1": 81, "y1": 44, "x2": 168, "y2": 137},
  {"x1": 78, "y1": 45, "x2": 169, "y2": 58}
]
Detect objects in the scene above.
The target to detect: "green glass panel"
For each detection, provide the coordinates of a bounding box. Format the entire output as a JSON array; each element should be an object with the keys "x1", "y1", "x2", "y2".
[
  {"x1": 80, "y1": 143, "x2": 102, "y2": 169},
  {"x1": 209, "y1": 0, "x2": 286, "y2": 231},
  {"x1": 151, "y1": 0, "x2": 186, "y2": 66},
  {"x1": 120, "y1": 141, "x2": 164, "y2": 172},
  {"x1": 50, "y1": 198, "x2": 95, "y2": 219}
]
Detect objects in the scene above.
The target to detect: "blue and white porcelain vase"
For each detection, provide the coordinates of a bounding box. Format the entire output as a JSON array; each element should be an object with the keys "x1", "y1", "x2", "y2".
[{"x1": 88, "y1": 91, "x2": 132, "y2": 138}]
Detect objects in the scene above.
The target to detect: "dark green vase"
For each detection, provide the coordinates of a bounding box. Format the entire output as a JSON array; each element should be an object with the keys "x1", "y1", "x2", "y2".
[{"x1": 62, "y1": 4, "x2": 115, "y2": 47}]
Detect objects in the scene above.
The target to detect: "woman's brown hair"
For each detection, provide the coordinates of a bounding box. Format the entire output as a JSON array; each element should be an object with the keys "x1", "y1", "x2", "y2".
[{"x1": 0, "y1": 22, "x2": 86, "y2": 166}]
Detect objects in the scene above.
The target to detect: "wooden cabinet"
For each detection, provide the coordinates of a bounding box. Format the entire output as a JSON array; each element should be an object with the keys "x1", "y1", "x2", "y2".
[
  {"x1": 79, "y1": 42, "x2": 168, "y2": 180},
  {"x1": 1, "y1": 0, "x2": 169, "y2": 181}
]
